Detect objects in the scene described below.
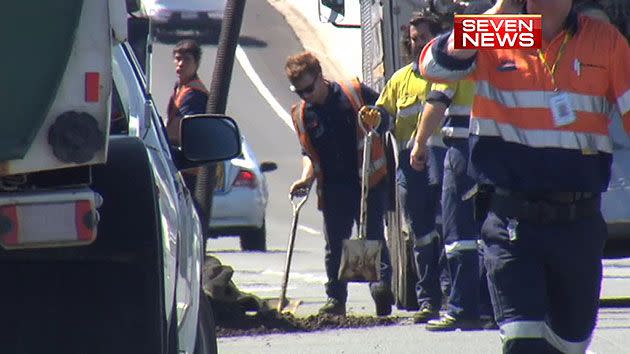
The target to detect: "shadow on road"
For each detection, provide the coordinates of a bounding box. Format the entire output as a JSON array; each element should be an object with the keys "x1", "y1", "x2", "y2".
[{"x1": 154, "y1": 30, "x2": 268, "y2": 48}]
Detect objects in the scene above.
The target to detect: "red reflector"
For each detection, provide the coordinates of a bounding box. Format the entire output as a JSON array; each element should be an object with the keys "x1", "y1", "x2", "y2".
[
  {"x1": 233, "y1": 170, "x2": 256, "y2": 188},
  {"x1": 75, "y1": 200, "x2": 95, "y2": 241},
  {"x1": 0, "y1": 206, "x2": 19, "y2": 246},
  {"x1": 85, "y1": 72, "x2": 100, "y2": 102}
]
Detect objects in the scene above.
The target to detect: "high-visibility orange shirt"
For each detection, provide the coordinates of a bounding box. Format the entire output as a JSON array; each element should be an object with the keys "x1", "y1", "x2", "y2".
[{"x1": 419, "y1": 12, "x2": 630, "y2": 192}]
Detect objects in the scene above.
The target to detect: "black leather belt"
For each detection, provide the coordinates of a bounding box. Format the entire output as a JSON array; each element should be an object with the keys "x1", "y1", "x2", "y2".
[
  {"x1": 493, "y1": 187, "x2": 596, "y2": 204},
  {"x1": 490, "y1": 189, "x2": 601, "y2": 224}
]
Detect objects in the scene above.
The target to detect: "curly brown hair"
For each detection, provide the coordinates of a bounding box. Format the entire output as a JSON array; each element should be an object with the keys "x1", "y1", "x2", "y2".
[
  {"x1": 285, "y1": 51, "x2": 322, "y2": 82},
  {"x1": 400, "y1": 12, "x2": 442, "y2": 62}
]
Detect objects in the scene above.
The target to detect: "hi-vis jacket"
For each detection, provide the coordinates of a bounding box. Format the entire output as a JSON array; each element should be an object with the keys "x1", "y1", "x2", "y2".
[
  {"x1": 420, "y1": 12, "x2": 630, "y2": 193},
  {"x1": 291, "y1": 79, "x2": 387, "y2": 209},
  {"x1": 376, "y1": 62, "x2": 452, "y2": 149},
  {"x1": 166, "y1": 77, "x2": 209, "y2": 146},
  {"x1": 441, "y1": 79, "x2": 475, "y2": 145}
]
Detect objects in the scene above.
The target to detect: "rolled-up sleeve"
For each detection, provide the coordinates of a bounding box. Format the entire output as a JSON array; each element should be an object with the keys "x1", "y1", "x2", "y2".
[{"x1": 419, "y1": 33, "x2": 478, "y2": 83}]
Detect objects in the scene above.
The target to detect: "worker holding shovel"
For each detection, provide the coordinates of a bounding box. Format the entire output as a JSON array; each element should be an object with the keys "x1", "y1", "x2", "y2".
[{"x1": 285, "y1": 51, "x2": 394, "y2": 317}]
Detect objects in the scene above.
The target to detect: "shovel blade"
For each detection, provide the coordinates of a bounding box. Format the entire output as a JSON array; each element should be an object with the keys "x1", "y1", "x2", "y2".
[
  {"x1": 266, "y1": 298, "x2": 303, "y2": 314},
  {"x1": 338, "y1": 239, "x2": 382, "y2": 282}
]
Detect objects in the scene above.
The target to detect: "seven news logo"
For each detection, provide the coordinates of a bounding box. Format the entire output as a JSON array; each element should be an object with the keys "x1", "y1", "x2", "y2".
[{"x1": 453, "y1": 15, "x2": 542, "y2": 49}]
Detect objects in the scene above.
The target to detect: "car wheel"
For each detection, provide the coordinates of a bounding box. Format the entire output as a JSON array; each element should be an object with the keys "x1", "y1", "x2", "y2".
[
  {"x1": 239, "y1": 221, "x2": 267, "y2": 252},
  {"x1": 194, "y1": 293, "x2": 218, "y2": 354}
]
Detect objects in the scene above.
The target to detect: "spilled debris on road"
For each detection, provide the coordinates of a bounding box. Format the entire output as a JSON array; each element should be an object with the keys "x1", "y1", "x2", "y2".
[{"x1": 214, "y1": 301, "x2": 402, "y2": 337}]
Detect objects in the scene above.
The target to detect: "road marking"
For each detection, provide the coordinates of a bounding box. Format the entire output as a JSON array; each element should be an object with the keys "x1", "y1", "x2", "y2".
[
  {"x1": 235, "y1": 45, "x2": 294, "y2": 132},
  {"x1": 298, "y1": 224, "x2": 321, "y2": 235},
  {"x1": 262, "y1": 269, "x2": 327, "y2": 284}
]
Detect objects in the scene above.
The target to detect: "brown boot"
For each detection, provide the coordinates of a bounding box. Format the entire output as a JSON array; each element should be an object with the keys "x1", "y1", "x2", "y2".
[{"x1": 318, "y1": 298, "x2": 346, "y2": 316}]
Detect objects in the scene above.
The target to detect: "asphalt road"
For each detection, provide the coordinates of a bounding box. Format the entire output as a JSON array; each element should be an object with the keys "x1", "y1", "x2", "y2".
[{"x1": 148, "y1": 1, "x2": 630, "y2": 353}]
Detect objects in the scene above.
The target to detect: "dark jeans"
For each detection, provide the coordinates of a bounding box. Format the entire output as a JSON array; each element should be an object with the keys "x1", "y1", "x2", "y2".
[
  {"x1": 482, "y1": 210, "x2": 606, "y2": 353},
  {"x1": 442, "y1": 142, "x2": 485, "y2": 320},
  {"x1": 397, "y1": 147, "x2": 448, "y2": 309},
  {"x1": 321, "y1": 181, "x2": 391, "y2": 303}
]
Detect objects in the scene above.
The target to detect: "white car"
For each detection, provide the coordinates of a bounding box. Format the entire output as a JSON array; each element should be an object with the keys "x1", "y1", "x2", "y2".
[
  {"x1": 209, "y1": 137, "x2": 276, "y2": 251},
  {"x1": 141, "y1": 0, "x2": 225, "y2": 32}
]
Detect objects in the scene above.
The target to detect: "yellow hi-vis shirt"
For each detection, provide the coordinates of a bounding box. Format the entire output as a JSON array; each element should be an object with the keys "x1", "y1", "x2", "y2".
[{"x1": 376, "y1": 63, "x2": 452, "y2": 150}]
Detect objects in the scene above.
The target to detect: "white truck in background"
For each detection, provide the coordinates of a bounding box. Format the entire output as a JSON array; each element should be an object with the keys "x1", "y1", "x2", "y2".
[{"x1": 0, "y1": 1, "x2": 240, "y2": 353}]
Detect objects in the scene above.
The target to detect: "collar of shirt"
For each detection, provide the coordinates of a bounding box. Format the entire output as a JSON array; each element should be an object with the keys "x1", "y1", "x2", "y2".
[
  {"x1": 305, "y1": 81, "x2": 343, "y2": 110},
  {"x1": 564, "y1": 9, "x2": 579, "y2": 35}
]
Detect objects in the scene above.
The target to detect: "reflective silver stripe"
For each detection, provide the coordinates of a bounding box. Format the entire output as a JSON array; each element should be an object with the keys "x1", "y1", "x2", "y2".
[
  {"x1": 471, "y1": 118, "x2": 613, "y2": 153},
  {"x1": 427, "y1": 134, "x2": 446, "y2": 147},
  {"x1": 397, "y1": 139, "x2": 413, "y2": 151},
  {"x1": 500, "y1": 321, "x2": 544, "y2": 342},
  {"x1": 340, "y1": 80, "x2": 363, "y2": 110},
  {"x1": 441, "y1": 126, "x2": 469, "y2": 138},
  {"x1": 294, "y1": 102, "x2": 306, "y2": 134},
  {"x1": 420, "y1": 44, "x2": 476, "y2": 82},
  {"x1": 415, "y1": 230, "x2": 440, "y2": 247},
  {"x1": 446, "y1": 104, "x2": 471, "y2": 116},
  {"x1": 440, "y1": 88, "x2": 456, "y2": 99},
  {"x1": 444, "y1": 240, "x2": 478, "y2": 256},
  {"x1": 543, "y1": 323, "x2": 592, "y2": 354},
  {"x1": 398, "y1": 102, "x2": 423, "y2": 119},
  {"x1": 617, "y1": 88, "x2": 630, "y2": 116},
  {"x1": 476, "y1": 80, "x2": 612, "y2": 114}
]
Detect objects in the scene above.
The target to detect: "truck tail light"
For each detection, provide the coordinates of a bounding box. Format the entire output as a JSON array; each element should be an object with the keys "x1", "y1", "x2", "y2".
[
  {"x1": 233, "y1": 170, "x2": 257, "y2": 188},
  {"x1": 75, "y1": 200, "x2": 97, "y2": 241},
  {"x1": 0, "y1": 205, "x2": 19, "y2": 246},
  {"x1": 85, "y1": 72, "x2": 100, "y2": 102}
]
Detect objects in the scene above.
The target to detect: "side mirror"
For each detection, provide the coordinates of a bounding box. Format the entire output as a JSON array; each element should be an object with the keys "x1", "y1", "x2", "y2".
[
  {"x1": 260, "y1": 161, "x2": 278, "y2": 173},
  {"x1": 318, "y1": 0, "x2": 359, "y2": 28},
  {"x1": 180, "y1": 114, "x2": 241, "y2": 163},
  {"x1": 321, "y1": 0, "x2": 345, "y2": 17}
]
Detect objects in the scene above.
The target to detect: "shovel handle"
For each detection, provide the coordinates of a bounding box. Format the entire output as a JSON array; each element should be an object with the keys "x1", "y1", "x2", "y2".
[
  {"x1": 279, "y1": 187, "x2": 310, "y2": 312},
  {"x1": 290, "y1": 187, "x2": 310, "y2": 213}
]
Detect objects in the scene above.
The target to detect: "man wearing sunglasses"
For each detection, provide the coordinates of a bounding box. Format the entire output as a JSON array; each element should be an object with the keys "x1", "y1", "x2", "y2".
[{"x1": 285, "y1": 51, "x2": 394, "y2": 317}]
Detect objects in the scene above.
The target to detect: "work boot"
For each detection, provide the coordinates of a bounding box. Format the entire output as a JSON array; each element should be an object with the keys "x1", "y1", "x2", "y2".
[
  {"x1": 413, "y1": 303, "x2": 439, "y2": 324},
  {"x1": 318, "y1": 298, "x2": 346, "y2": 316},
  {"x1": 371, "y1": 285, "x2": 394, "y2": 317},
  {"x1": 425, "y1": 314, "x2": 483, "y2": 332}
]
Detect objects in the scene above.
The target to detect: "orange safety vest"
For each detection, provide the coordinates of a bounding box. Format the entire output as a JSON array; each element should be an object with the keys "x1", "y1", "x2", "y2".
[
  {"x1": 166, "y1": 78, "x2": 209, "y2": 146},
  {"x1": 420, "y1": 15, "x2": 630, "y2": 153},
  {"x1": 291, "y1": 79, "x2": 387, "y2": 210}
]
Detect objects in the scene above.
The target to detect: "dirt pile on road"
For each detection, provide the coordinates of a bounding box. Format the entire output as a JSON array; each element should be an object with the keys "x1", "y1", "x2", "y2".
[{"x1": 215, "y1": 303, "x2": 401, "y2": 337}]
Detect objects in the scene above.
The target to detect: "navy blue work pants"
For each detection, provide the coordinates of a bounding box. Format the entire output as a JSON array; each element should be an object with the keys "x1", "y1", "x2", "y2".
[
  {"x1": 442, "y1": 142, "x2": 486, "y2": 320},
  {"x1": 321, "y1": 181, "x2": 392, "y2": 303},
  {"x1": 482, "y1": 210, "x2": 607, "y2": 353},
  {"x1": 398, "y1": 147, "x2": 447, "y2": 309}
]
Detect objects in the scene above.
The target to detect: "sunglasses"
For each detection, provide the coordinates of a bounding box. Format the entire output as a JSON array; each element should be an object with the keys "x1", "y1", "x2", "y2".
[{"x1": 290, "y1": 77, "x2": 318, "y2": 97}]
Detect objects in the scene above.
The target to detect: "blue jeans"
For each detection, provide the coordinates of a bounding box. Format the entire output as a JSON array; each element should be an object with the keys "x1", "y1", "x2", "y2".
[
  {"x1": 321, "y1": 181, "x2": 392, "y2": 303},
  {"x1": 482, "y1": 210, "x2": 606, "y2": 353},
  {"x1": 398, "y1": 147, "x2": 447, "y2": 309}
]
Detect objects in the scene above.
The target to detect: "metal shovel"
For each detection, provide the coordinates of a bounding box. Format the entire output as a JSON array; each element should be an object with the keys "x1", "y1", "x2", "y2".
[
  {"x1": 277, "y1": 187, "x2": 310, "y2": 313},
  {"x1": 338, "y1": 107, "x2": 383, "y2": 283}
]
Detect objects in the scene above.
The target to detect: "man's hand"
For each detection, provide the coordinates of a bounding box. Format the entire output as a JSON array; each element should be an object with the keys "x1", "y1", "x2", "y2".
[
  {"x1": 410, "y1": 141, "x2": 427, "y2": 171},
  {"x1": 358, "y1": 106, "x2": 382, "y2": 131},
  {"x1": 490, "y1": 0, "x2": 525, "y2": 14},
  {"x1": 289, "y1": 178, "x2": 312, "y2": 196}
]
